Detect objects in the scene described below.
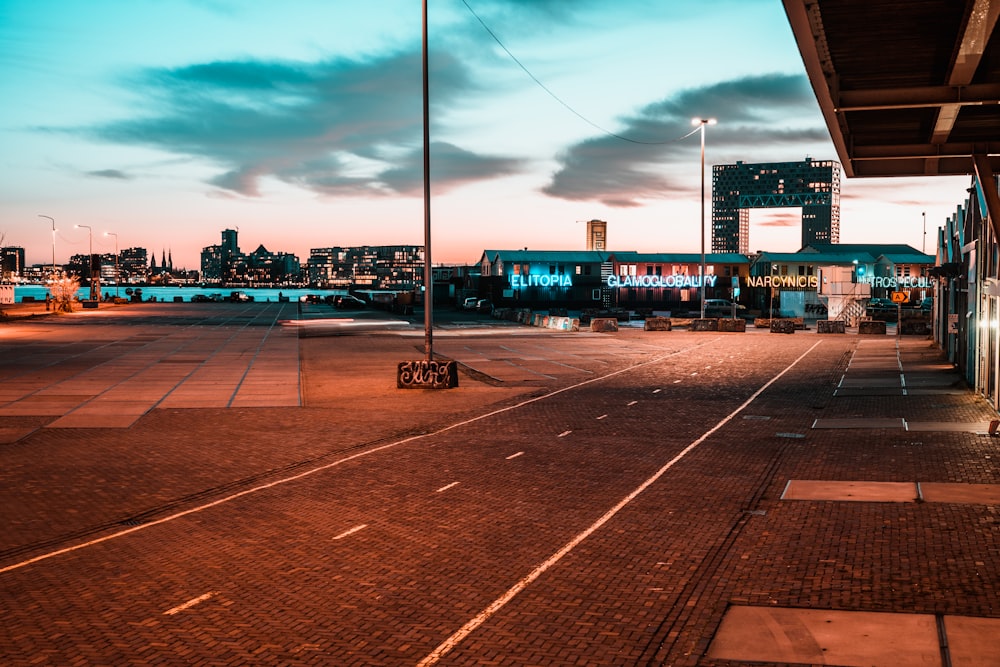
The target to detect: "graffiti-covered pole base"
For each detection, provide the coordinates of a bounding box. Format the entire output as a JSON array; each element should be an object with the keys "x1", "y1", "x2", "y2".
[{"x1": 397, "y1": 360, "x2": 458, "y2": 389}]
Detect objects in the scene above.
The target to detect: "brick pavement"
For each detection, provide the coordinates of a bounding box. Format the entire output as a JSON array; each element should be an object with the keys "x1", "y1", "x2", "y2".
[{"x1": 1, "y1": 306, "x2": 998, "y2": 666}]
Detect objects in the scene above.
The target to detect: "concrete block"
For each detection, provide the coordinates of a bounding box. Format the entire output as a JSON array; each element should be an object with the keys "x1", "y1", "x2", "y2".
[
  {"x1": 717, "y1": 318, "x2": 746, "y2": 332},
  {"x1": 858, "y1": 320, "x2": 887, "y2": 335},
  {"x1": 644, "y1": 317, "x2": 672, "y2": 331},
  {"x1": 690, "y1": 318, "x2": 719, "y2": 331},
  {"x1": 817, "y1": 319, "x2": 846, "y2": 334},
  {"x1": 770, "y1": 319, "x2": 796, "y2": 334},
  {"x1": 590, "y1": 318, "x2": 619, "y2": 332}
]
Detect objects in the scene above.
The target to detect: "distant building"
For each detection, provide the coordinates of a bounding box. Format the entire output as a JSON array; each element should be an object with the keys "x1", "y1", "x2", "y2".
[
  {"x1": 201, "y1": 229, "x2": 300, "y2": 285},
  {"x1": 119, "y1": 247, "x2": 149, "y2": 284},
  {"x1": 1, "y1": 246, "x2": 26, "y2": 280},
  {"x1": 308, "y1": 245, "x2": 423, "y2": 289},
  {"x1": 585, "y1": 220, "x2": 607, "y2": 251},
  {"x1": 712, "y1": 158, "x2": 841, "y2": 254}
]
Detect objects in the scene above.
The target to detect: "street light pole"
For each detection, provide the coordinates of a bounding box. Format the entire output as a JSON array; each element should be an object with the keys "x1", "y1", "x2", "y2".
[
  {"x1": 76, "y1": 224, "x2": 95, "y2": 300},
  {"x1": 105, "y1": 232, "x2": 119, "y2": 298},
  {"x1": 692, "y1": 118, "x2": 716, "y2": 319},
  {"x1": 38, "y1": 215, "x2": 56, "y2": 277},
  {"x1": 922, "y1": 211, "x2": 927, "y2": 254}
]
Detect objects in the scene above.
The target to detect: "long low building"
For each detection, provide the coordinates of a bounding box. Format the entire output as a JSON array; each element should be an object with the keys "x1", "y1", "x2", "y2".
[{"x1": 473, "y1": 244, "x2": 934, "y2": 317}]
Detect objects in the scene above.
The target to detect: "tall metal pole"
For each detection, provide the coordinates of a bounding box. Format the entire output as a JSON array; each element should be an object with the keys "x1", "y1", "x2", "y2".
[
  {"x1": 106, "y1": 232, "x2": 119, "y2": 298},
  {"x1": 692, "y1": 118, "x2": 715, "y2": 318},
  {"x1": 76, "y1": 224, "x2": 94, "y2": 300},
  {"x1": 422, "y1": 0, "x2": 433, "y2": 361},
  {"x1": 922, "y1": 211, "x2": 927, "y2": 254},
  {"x1": 38, "y1": 215, "x2": 55, "y2": 276}
]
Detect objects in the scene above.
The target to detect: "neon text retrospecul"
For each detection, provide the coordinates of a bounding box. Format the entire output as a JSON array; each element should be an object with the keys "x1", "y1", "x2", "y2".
[{"x1": 860, "y1": 276, "x2": 932, "y2": 289}]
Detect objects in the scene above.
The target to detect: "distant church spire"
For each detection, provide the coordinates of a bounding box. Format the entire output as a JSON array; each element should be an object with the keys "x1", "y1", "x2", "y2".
[{"x1": 168, "y1": 249, "x2": 173, "y2": 272}]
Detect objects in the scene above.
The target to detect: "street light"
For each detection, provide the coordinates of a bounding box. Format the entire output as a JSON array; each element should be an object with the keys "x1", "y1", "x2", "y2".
[
  {"x1": 105, "y1": 232, "x2": 119, "y2": 298},
  {"x1": 692, "y1": 117, "x2": 716, "y2": 319},
  {"x1": 75, "y1": 224, "x2": 96, "y2": 301},
  {"x1": 38, "y1": 215, "x2": 56, "y2": 278}
]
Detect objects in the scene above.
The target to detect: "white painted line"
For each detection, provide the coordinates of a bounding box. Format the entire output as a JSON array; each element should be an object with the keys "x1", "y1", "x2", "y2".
[
  {"x1": 333, "y1": 524, "x2": 368, "y2": 540},
  {"x1": 557, "y1": 430, "x2": 572, "y2": 437},
  {"x1": 436, "y1": 482, "x2": 460, "y2": 493},
  {"x1": 652, "y1": 389, "x2": 662, "y2": 394},
  {"x1": 673, "y1": 379, "x2": 682, "y2": 383},
  {"x1": 627, "y1": 401, "x2": 638, "y2": 406},
  {"x1": 505, "y1": 452, "x2": 524, "y2": 460},
  {"x1": 690, "y1": 372, "x2": 698, "y2": 376},
  {"x1": 596, "y1": 414, "x2": 608, "y2": 420},
  {"x1": 0, "y1": 336, "x2": 721, "y2": 577},
  {"x1": 164, "y1": 591, "x2": 217, "y2": 616},
  {"x1": 417, "y1": 340, "x2": 825, "y2": 667}
]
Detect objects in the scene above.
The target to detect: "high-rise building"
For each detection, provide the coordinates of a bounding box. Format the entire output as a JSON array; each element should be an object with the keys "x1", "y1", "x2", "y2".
[
  {"x1": 1, "y1": 246, "x2": 26, "y2": 279},
  {"x1": 585, "y1": 220, "x2": 607, "y2": 251},
  {"x1": 712, "y1": 158, "x2": 841, "y2": 253}
]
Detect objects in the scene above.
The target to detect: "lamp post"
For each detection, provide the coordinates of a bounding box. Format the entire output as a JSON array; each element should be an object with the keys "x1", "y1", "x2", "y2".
[
  {"x1": 105, "y1": 232, "x2": 119, "y2": 298},
  {"x1": 922, "y1": 211, "x2": 927, "y2": 254},
  {"x1": 38, "y1": 215, "x2": 56, "y2": 278},
  {"x1": 76, "y1": 224, "x2": 96, "y2": 301},
  {"x1": 692, "y1": 118, "x2": 716, "y2": 319}
]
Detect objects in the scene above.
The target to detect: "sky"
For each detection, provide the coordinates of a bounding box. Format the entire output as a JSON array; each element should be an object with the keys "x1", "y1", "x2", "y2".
[{"x1": 0, "y1": 0, "x2": 973, "y2": 270}]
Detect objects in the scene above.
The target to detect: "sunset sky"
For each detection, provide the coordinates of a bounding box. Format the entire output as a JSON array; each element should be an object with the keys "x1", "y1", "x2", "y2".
[{"x1": 1, "y1": 0, "x2": 972, "y2": 270}]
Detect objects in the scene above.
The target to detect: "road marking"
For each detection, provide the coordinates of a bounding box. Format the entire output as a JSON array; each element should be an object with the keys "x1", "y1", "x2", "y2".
[
  {"x1": 164, "y1": 591, "x2": 217, "y2": 616},
  {"x1": 505, "y1": 452, "x2": 524, "y2": 460},
  {"x1": 627, "y1": 400, "x2": 638, "y2": 406},
  {"x1": 332, "y1": 524, "x2": 368, "y2": 540},
  {"x1": 0, "y1": 337, "x2": 723, "y2": 577},
  {"x1": 436, "y1": 482, "x2": 460, "y2": 493},
  {"x1": 652, "y1": 389, "x2": 661, "y2": 393},
  {"x1": 596, "y1": 414, "x2": 608, "y2": 420},
  {"x1": 557, "y1": 430, "x2": 572, "y2": 437},
  {"x1": 674, "y1": 379, "x2": 682, "y2": 383},
  {"x1": 416, "y1": 340, "x2": 824, "y2": 667}
]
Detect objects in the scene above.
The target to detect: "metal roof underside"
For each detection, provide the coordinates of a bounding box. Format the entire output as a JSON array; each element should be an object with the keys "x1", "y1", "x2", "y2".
[{"x1": 783, "y1": 0, "x2": 1000, "y2": 181}]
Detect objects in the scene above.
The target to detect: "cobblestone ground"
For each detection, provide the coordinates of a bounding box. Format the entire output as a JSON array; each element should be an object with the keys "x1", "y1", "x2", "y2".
[{"x1": 1, "y1": 308, "x2": 998, "y2": 666}]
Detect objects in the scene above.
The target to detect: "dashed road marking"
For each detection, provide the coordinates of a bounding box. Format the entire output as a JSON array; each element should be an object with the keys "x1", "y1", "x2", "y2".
[
  {"x1": 164, "y1": 591, "x2": 217, "y2": 616},
  {"x1": 333, "y1": 524, "x2": 368, "y2": 540},
  {"x1": 627, "y1": 400, "x2": 638, "y2": 406},
  {"x1": 505, "y1": 451, "x2": 524, "y2": 460},
  {"x1": 596, "y1": 414, "x2": 608, "y2": 420},
  {"x1": 558, "y1": 430, "x2": 572, "y2": 437},
  {"x1": 417, "y1": 340, "x2": 824, "y2": 666},
  {"x1": 436, "y1": 482, "x2": 460, "y2": 493}
]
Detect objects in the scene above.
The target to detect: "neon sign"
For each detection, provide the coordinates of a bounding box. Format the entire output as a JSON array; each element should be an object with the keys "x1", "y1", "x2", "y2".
[
  {"x1": 511, "y1": 274, "x2": 573, "y2": 288},
  {"x1": 861, "y1": 276, "x2": 931, "y2": 289},
  {"x1": 606, "y1": 274, "x2": 717, "y2": 288},
  {"x1": 746, "y1": 275, "x2": 818, "y2": 288}
]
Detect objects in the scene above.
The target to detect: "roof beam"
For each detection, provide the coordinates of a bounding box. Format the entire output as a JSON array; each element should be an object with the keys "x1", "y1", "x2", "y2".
[
  {"x1": 836, "y1": 83, "x2": 1000, "y2": 111},
  {"x1": 933, "y1": 0, "x2": 1000, "y2": 142},
  {"x1": 852, "y1": 143, "x2": 1000, "y2": 160},
  {"x1": 973, "y1": 154, "x2": 1000, "y2": 248}
]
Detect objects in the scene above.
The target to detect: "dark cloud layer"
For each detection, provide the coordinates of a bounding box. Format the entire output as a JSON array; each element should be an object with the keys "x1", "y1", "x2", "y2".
[
  {"x1": 543, "y1": 73, "x2": 830, "y2": 207},
  {"x1": 86, "y1": 49, "x2": 525, "y2": 197}
]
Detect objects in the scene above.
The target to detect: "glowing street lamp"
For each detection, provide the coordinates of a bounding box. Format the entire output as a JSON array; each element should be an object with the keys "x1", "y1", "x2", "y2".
[
  {"x1": 38, "y1": 214, "x2": 56, "y2": 277},
  {"x1": 75, "y1": 224, "x2": 96, "y2": 301},
  {"x1": 692, "y1": 118, "x2": 717, "y2": 319},
  {"x1": 105, "y1": 231, "x2": 119, "y2": 298}
]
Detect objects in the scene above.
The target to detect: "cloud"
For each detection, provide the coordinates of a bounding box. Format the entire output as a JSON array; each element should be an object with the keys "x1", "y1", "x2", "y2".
[
  {"x1": 82, "y1": 49, "x2": 528, "y2": 197},
  {"x1": 85, "y1": 168, "x2": 130, "y2": 180},
  {"x1": 542, "y1": 73, "x2": 831, "y2": 207}
]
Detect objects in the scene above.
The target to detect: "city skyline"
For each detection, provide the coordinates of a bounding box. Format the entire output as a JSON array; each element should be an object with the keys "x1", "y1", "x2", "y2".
[{"x1": 1, "y1": 1, "x2": 971, "y2": 269}]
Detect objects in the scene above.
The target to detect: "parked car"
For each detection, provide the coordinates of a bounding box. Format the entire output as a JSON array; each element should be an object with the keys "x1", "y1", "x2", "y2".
[
  {"x1": 476, "y1": 298, "x2": 493, "y2": 314},
  {"x1": 462, "y1": 297, "x2": 479, "y2": 310},
  {"x1": 703, "y1": 299, "x2": 746, "y2": 316},
  {"x1": 334, "y1": 295, "x2": 367, "y2": 309}
]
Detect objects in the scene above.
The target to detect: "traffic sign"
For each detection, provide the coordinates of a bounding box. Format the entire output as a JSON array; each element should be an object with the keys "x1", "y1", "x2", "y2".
[{"x1": 890, "y1": 291, "x2": 907, "y2": 304}]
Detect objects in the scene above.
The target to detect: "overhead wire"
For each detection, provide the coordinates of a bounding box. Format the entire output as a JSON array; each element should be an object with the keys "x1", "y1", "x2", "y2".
[{"x1": 459, "y1": 0, "x2": 680, "y2": 146}]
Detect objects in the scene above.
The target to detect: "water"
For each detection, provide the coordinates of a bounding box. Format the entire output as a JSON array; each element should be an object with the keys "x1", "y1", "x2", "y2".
[{"x1": 12, "y1": 284, "x2": 348, "y2": 303}]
